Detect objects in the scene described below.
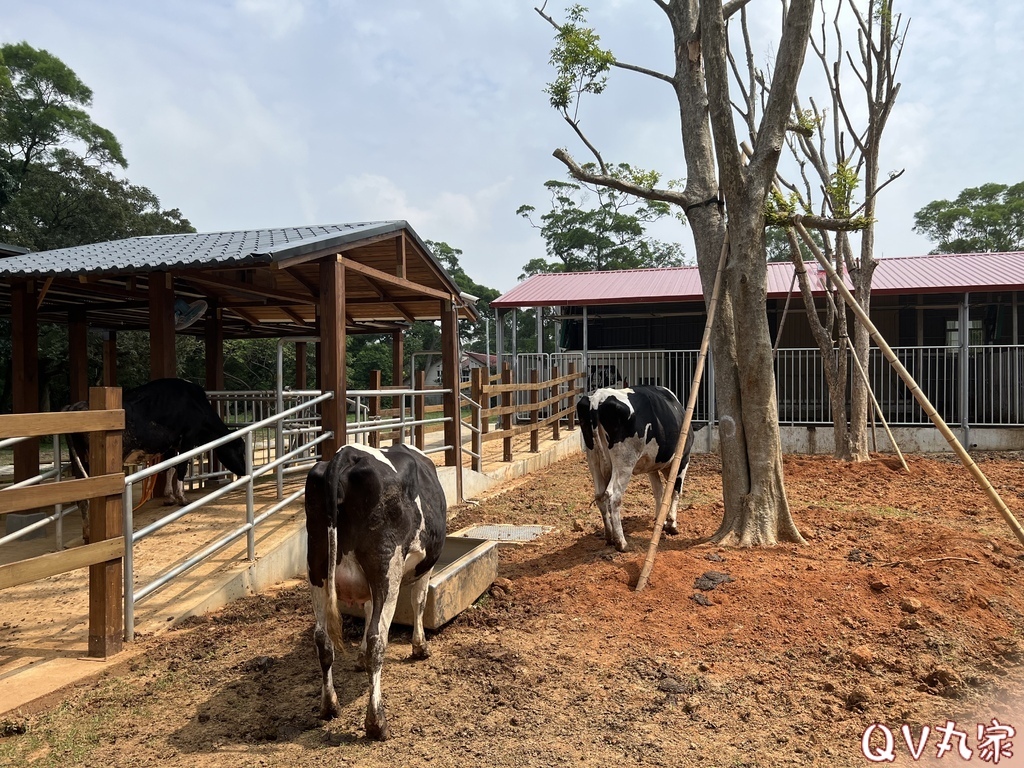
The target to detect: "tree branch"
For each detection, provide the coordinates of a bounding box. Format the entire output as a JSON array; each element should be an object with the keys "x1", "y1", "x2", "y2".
[
  {"x1": 723, "y1": 0, "x2": 756, "y2": 19},
  {"x1": 552, "y1": 147, "x2": 696, "y2": 209}
]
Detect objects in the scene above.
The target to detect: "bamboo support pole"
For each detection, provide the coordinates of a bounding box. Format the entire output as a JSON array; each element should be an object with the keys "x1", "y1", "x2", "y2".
[
  {"x1": 635, "y1": 232, "x2": 730, "y2": 592},
  {"x1": 793, "y1": 218, "x2": 1024, "y2": 547}
]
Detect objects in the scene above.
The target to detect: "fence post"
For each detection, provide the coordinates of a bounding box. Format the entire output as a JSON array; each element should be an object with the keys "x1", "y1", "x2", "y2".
[
  {"x1": 551, "y1": 365, "x2": 561, "y2": 441},
  {"x1": 530, "y1": 369, "x2": 540, "y2": 452},
  {"x1": 568, "y1": 362, "x2": 578, "y2": 431},
  {"x1": 471, "y1": 367, "x2": 484, "y2": 472},
  {"x1": 414, "y1": 370, "x2": 426, "y2": 450},
  {"x1": 502, "y1": 363, "x2": 513, "y2": 462},
  {"x1": 88, "y1": 386, "x2": 123, "y2": 658},
  {"x1": 368, "y1": 370, "x2": 381, "y2": 449}
]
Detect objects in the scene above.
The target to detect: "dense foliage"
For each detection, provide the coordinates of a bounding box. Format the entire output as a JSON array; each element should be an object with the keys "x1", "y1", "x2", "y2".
[{"x1": 913, "y1": 181, "x2": 1024, "y2": 254}]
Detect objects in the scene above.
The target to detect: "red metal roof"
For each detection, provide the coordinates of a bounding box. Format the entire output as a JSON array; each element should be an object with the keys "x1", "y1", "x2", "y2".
[{"x1": 493, "y1": 252, "x2": 1024, "y2": 308}]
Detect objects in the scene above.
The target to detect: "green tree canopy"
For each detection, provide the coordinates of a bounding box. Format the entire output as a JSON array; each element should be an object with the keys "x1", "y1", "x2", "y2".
[
  {"x1": 913, "y1": 181, "x2": 1024, "y2": 254},
  {"x1": 0, "y1": 42, "x2": 192, "y2": 248},
  {"x1": 517, "y1": 164, "x2": 685, "y2": 278}
]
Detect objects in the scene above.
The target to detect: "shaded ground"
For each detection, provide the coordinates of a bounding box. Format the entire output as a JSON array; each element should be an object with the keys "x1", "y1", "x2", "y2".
[{"x1": 2, "y1": 451, "x2": 1024, "y2": 767}]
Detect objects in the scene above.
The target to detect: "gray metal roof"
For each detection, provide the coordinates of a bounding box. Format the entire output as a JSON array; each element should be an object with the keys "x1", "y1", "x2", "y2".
[{"x1": 0, "y1": 221, "x2": 408, "y2": 278}]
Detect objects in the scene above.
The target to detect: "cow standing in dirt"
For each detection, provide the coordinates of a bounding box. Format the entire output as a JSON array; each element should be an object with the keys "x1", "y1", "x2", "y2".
[
  {"x1": 304, "y1": 443, "x2": 447, "y2": 740},
  {"x1": 576, "y1": 385, "x2": 697, "y2": 552}
]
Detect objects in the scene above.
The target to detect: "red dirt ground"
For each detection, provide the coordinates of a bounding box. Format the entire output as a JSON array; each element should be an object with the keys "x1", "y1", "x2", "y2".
[{"x1": 2, "y1": 450, "x2": 1023, "y2": 767}]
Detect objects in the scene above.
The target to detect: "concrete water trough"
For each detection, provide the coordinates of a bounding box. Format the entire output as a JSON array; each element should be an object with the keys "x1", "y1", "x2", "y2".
[{"x1": 341, "y1": 536, "x2": 499, "y2": 630}]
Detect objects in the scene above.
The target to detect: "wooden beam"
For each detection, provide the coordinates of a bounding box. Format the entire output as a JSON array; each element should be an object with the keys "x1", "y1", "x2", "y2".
[
  {"x1": 285, "y1": 267, "x2": 320, "y2": 298},
  {"x1": 339, "y1": 257, "x2": 451, "y2": 301},
  {"x1": 0, "y1": 537, "x2": 125, "y2": 590},
  {"x1": 178, "y1": 273, "x2": 314, "y2": 306},
  {"x1": 281, "y1": 306, "x2": 313, "y2": 327},
  {"x1": 36, "y1": 277, "x2": 54, "y2": 308},
  {"x1": 0, "y1": 409, "x2": 124, "y2": 440},
  {"x1": 228, "y1": 306, "x2": 260, "y2": 326},
  {"x1": 0, "y1": 473, "x2": 124, "y2": 514},
  {"x1": 396, "y1": 233, "x2": 407, "y2": 278},
  {"x1": 271, "y1": 229, "x2": 407, "y2": 271}
]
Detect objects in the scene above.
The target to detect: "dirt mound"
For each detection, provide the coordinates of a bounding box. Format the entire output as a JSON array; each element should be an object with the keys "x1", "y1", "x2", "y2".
[{"x1": 2, "y1": 451, "x2": 1023, "y2": 767}]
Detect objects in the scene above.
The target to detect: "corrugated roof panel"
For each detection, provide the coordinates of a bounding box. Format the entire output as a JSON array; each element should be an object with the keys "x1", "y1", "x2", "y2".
[
  {"x1": 493, "y1": 252, "x2": 1024, "y2": 308},
  {"x1": 0, "y1": 222, "x2": 405, "y2": 278}
]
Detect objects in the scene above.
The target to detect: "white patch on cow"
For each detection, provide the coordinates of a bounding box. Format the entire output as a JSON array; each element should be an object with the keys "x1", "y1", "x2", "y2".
[
  {"x1": 335, "y1": 552, "x2": 371, "y2": 606},
  {"x1": 341, "y1": 443, "x2": 397, "y2": 473},
  {"x1": 366, "y1": 546, "x2": 406, "y2": 717},
  {"x1": 589, "y1": 387, "x2": 635, "y2": 414},
  {"x1": 311, "y1": 583, "x2": 330, "y2": 633},
  {"x1": 403, "y1": 444, "x2": 428, "y2": 457}
]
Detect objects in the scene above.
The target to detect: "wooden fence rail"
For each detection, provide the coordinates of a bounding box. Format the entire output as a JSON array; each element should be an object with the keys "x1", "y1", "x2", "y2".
[{"x1": 0, "y1": 387, "x2": 125, "y2": 658}]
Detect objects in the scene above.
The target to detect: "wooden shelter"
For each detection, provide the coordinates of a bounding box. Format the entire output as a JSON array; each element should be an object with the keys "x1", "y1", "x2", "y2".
[{"x1": 0, "y1": 221, "x2": 476, "y2": 499}]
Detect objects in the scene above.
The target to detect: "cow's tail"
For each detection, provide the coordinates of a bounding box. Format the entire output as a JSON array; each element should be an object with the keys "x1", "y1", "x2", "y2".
[
  {"x1": 306, "y1": 461, "x2": 345, "y2": 652},
  {"x1": 67, "y1": 438, "x2": 89, "y2": 479}
]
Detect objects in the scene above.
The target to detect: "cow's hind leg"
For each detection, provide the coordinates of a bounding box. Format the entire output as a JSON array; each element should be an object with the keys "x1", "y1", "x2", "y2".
[
  {"x1": 363, "y1": 554, "x2": 404, "y2": 741},
  {"x1": 604, "y1": 464, "x2": 633, "y2": 551},
  {"x1": 311, "y1": 585, "x2": 341, "y2": 719},
  {"x1": 408, "y1": 570, "x2": 432, "y2": 660}
]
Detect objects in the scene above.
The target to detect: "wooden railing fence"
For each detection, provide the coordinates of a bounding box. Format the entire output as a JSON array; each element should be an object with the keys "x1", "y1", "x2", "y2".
[
  {"x1": 469, "y1": 362, "x2": 582, "y2": 468},
  {"x1": 0, "y1": 387, "x2": 126, "y2": 657}
]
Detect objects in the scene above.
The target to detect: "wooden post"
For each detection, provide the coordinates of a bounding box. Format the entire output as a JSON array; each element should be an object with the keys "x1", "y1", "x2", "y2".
[
  {"x1": 551, "y1": 365, "x2": 561, "y2": 441},
  {"x1": 88, "y1": 386, "x2": 123, "y2": 658},
  {"x1": 368, "y1": 370, "x2": 381, "y2": 449},
  {"x1": 470, "y1": 367, "x2": 484, "y2": 472},
  {"x1": 148, "y1": 272, "x2": 176, "y2": 379},
  {"x1": 440, "y1": 299, "x2": 463, "y2": 501},
  {"x1": 204, "y1": 302, "x2": 225, "y2": 391},
  {"x1": 567, "y1": 362, "x2": 579, "y2": 431},
  {"x1": 502, "y1": 363, "x2": 513, "y2": 463},
  {"x1": 529, "y1": 369, "x2": 540, "y2": 452},
  {"x1": 68, "y1": 309, "x2": 89, "y2": 403},
  {"x1": 414, "y1": 370, "x2": 426, "y2": 450},
  {"x1": 319, "y1": 257, "x2": 346, "y2": 458},
  {"x1": 391, "y1": 330, "x2": 404, "y2": 387},
  {"x1": 11, "y1": 280, "x2": 39, "y2": 485},
  {"x1": 102, "y1": 331, "x2": 118, "y2": 387},
  {"x1": 295, "y1": 341, "x2": 308, "y2": 389}
]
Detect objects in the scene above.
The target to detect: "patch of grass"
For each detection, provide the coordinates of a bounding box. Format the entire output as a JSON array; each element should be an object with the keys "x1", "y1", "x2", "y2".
[{"x1": 868, "y1": 505, "x2": 915, "y2": 520}]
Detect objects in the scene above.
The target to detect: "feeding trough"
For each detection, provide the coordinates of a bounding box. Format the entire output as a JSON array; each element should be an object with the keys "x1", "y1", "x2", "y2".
[{"x1": 340, "y1": 536, "x2": 499, "y2": 630}]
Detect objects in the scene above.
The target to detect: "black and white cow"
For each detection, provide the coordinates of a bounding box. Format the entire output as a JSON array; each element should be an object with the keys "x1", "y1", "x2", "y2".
[
  {"x1": 304, "y1": 442, "x2": 447, "y2": 741},
  {"x1": 65, "y1": 378, "x2": 246, "y2": 539},
  {"x1": 577, "y1": 385, "x2": 697, "y2": 552}
]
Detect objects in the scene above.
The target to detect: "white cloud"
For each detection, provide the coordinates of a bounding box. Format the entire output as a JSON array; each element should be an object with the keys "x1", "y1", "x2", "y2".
[{"x1": 234, "y1": 0, "x2": 307, "y2": 38}]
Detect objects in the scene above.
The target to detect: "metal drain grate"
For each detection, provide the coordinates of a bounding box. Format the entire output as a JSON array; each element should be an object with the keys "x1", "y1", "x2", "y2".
[{"x1": 454, "y1": 524, "x2": 553, "y2": 542}]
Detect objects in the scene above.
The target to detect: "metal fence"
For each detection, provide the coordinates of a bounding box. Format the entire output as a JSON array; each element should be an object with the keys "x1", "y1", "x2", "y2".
[{"x1": 506, "y1": 344, "x2": 1024, "y2": 430}]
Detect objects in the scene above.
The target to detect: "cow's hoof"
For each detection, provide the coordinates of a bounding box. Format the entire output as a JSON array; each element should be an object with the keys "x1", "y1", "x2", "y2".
[
  {"x1": 411, "y1": 644, "x2": 431, "y2": 661},
  {"x1": 662, "y1": 522, "x2": 680, "y2": 536},
  {"x1": 319, "y1": 703, "x2": 340, "y2": 721},
  {"x1": 365, "y1": 714, "x2": 390, "y2": 741},
  {"x1": 614, "y1": 541, "x2": 629, "y2": 553}
]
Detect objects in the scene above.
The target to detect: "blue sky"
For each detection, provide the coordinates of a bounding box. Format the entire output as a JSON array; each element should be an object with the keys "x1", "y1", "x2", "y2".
[{"x1": 2, "y1": 1, "x2": 1022, "y2": 295}]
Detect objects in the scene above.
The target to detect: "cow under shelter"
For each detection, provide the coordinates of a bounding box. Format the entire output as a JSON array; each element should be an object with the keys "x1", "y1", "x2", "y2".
[
  {"x1": 0, "y1": 221, "x2": 477, "y2": 500},
  {"x1": 493, "y1": 251, "x2": 1024, "y2": 453}
]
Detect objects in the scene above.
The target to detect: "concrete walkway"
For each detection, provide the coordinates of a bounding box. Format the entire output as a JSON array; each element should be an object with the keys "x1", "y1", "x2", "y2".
[{"x1": 0, "y1": 429, "x2": 582, "y2": 716}]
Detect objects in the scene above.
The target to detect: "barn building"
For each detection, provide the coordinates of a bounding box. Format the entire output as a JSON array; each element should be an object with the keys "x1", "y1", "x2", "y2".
[
  {"x1": 0, "y1": 221, "x2": 476, "y2": 497},
  {"x1": 492, "y1": 251, "x2": 1024, "y2": 452}
]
